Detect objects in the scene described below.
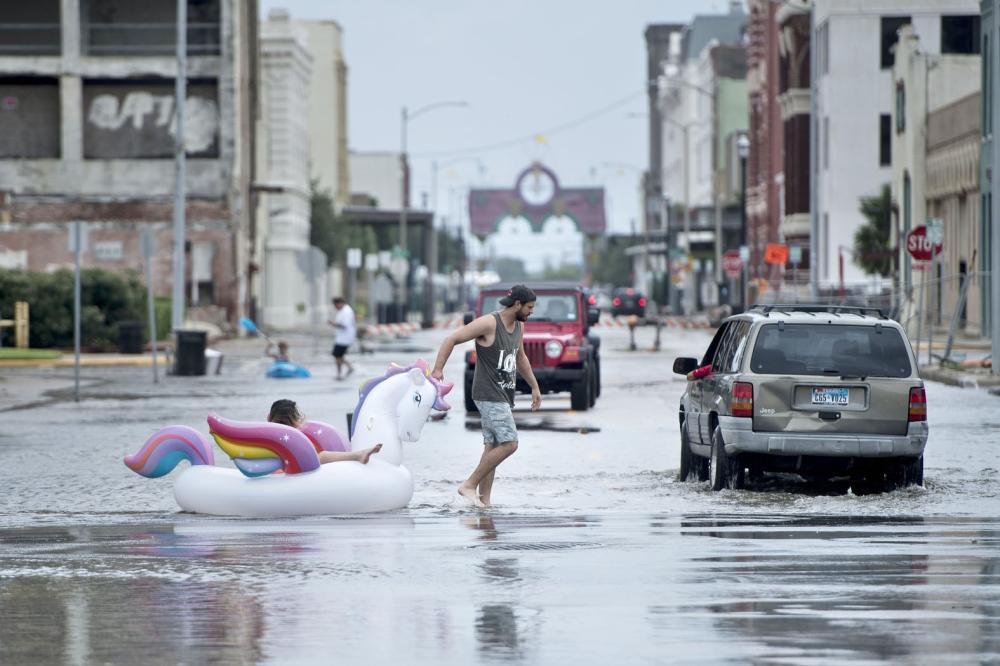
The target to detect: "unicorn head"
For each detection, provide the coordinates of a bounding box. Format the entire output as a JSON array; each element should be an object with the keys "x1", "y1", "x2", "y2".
[{"x1": 350, "y1": 359, "x2": 453, "y2": 464}]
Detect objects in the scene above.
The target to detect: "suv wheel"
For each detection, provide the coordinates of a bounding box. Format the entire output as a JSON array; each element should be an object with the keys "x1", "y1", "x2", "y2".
[
  {"x1": 593, "y1": 358, "x2": 601, "y2": 398},
  {"x1": 709, "y1": 427, "x2": 728, "y2": 491},
  {"x1": 887, "y1": 456, "x2": 924, "y2": 490},
  {"x1": 570, "y1": 367, "x2": 591, "y2": 411},
  {"x1": 678, "y1": 422, "x2": 692, "y2": 482},
  {"x1": 710, "y1": 426, "x2": 744, "y2": 491},
  {"x1": 464, "y1": 374, "x2": 478, "y2": 413}
]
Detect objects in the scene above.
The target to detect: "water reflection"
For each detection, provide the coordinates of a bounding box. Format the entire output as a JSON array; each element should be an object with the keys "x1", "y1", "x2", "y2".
[
  {"x1": 656, "y1": 514, "x2": 1000, "y2": 663},
  {"x1": 476, "y1": 604, "x2": 523, "y2": 659},
  {"x1": 0, "y1": 577, "x2": 264, "y2": 665}
]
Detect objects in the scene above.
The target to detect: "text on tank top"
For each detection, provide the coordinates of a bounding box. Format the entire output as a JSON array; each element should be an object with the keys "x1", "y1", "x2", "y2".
[{"x1": 471, "y1": 312, "x2": 523, "y2": 406}]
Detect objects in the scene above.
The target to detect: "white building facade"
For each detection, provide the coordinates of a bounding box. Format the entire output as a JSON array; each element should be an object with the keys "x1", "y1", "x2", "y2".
[
  {"x1": 256, "y1": 9, "x2": 327, "y2": 329},
  {"x1": 814, "y1": 0, "x2": 979, "y2": 286}
]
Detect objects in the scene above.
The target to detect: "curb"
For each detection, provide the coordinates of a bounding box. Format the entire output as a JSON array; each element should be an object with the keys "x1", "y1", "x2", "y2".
[{"x1": 919, "y1": 365, "x2": 1000, "y2": 390}]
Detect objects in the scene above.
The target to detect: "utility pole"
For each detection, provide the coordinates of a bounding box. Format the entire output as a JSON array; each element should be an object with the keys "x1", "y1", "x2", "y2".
[
  {"x1": 171, "y1": 0, "x2": 187, "y2": 331},
  {"x1": 808, "y1": 5, "x2": 819, "y2": 300},
  {"x1": 398, "y1": 106, "x2": 409, "y2": 321},
  {"x1": 991, "y1": 0, "x2": 1000, "y2": 374}
]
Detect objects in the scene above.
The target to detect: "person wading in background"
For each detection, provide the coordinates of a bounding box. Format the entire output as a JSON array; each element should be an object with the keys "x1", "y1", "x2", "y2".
[
  {"x1": 328, "y1": 297, "x2": 356, "y2": 380},
  {"x1": 431, "y1": 285, "x2": 541, "y2": 507}
]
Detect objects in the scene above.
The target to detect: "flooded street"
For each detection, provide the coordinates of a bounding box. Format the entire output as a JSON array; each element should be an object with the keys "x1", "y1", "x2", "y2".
[{"x1": 2, "y1": 325, "x2": 1000, "y2": 664}]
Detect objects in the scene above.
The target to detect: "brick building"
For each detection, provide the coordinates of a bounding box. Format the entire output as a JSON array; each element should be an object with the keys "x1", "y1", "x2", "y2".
[{"x1": 0, "y1": 0, "x2": 258, "y2": 328}]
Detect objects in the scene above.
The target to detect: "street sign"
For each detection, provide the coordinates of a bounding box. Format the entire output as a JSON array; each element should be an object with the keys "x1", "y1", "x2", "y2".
[
  {"x1": 722, "y1": 250, "x2": 743, "y2": 279},
  {"x1": 365, "y1": 253, "x2": 379, "y2": 272},
  {"x1": 926, "y1": 217, "x2": 944, "y2": 245},
  {"x1": 739, "y1": 245, "x2": 750, "y2": 262},
  {"x1": 346, "y1": 247, "x2": 362, "y2": 269},
  {"x1": 906, "y1": 225, "x2": 943, "y2": 261},
  {"x1": 789, "y1": 244, "x2": 802, "y2": 266},
  {"x1": 764, "y1": 243, "x2": 789, "y2": 265}
]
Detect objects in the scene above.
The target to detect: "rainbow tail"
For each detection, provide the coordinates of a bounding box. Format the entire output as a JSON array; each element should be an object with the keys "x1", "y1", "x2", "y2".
[{"x1": 124, "y1": 425, "x2": 215, "y2": 478}]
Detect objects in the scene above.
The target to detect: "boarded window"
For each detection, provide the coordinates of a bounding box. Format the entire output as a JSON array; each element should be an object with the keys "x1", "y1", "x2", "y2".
[
  {"x1": 82, "y1": 0, "x2": 220, "y2": 56},
  {"x1": 82, "y1": 79, "x2": 220, "y2": 158},
  {"x1": 941, "y1": 15, "x2": 980, "y2": 55},
  {"x1": 0, "y1": 1, "x2": 61, "y2": 55},
  {"x1": 880, "y1": 16, "x2": 911, "y2": 69},
  {"x1": 0, "y1": 77, "x2": 60, "y2": 158}
]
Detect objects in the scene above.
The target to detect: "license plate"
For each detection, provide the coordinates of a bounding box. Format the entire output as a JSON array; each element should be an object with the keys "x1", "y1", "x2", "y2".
[{"x1": 812, "y1": 387, "x2": 849, "y2": 406}]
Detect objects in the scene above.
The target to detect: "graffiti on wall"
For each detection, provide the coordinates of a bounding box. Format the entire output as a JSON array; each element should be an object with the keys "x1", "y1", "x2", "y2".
[{"x1": 83, "y1": 82, "x2": 220, "y2": 158}]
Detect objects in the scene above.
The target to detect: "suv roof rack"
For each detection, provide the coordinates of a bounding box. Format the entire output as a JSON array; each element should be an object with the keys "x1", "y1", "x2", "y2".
[{"x1": 747, "y1": 304, "x2": 886, "y2": 319}]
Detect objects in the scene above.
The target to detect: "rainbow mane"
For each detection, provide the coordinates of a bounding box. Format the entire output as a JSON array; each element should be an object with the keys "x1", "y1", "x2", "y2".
[
  {"x1": 207, "y1": 414, "x2": 321, "y2": 477},
  {"x1": 350, "y1": 359, "x2": 453, "y2": 440}
]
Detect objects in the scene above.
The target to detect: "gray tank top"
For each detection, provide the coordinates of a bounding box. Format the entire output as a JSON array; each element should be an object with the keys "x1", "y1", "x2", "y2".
[{"x1": 472, "y1": 312, "x2": 523, "y2": 406}]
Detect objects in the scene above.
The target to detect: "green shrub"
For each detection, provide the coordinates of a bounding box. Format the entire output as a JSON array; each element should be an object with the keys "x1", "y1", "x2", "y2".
[{"x1": 0, "y1": 267, "x2": 160, "y2": 350}]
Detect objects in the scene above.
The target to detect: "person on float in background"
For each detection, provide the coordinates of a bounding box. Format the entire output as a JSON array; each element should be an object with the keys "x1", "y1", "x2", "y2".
[
  {"x1": 267, "y1": 399, "x2": 381, "y2": 464},
  {"x1": 328, "y1": 296, "x2": 357, "y2": 380},
  {"x1": 265, "y1": 340, "x2": 292, "y2": 363}
]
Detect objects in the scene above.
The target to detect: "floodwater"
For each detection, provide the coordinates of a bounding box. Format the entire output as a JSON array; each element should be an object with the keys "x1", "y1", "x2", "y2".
[{"x1": 2, "y1": 326, "x2": 999, "y2": 664}]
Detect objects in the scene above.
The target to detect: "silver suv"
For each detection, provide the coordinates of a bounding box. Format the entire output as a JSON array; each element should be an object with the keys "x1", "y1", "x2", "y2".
[{"x1": 673, "y1": 305, "x2": 928, "y2": 494}]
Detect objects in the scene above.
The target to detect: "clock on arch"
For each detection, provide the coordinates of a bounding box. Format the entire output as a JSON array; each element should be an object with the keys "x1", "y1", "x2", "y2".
[{"x1": 516, "y1": 164, "x2": 558, "y2": 206}]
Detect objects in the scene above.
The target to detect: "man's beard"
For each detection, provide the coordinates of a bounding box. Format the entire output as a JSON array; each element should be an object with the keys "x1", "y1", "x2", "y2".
[{"x1": 515, "y1": 310, "x2": 529, "y2": 322}]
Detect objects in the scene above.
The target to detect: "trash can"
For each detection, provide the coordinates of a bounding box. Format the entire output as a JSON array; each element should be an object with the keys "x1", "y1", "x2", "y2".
[
  {"x1": 118, "y1": 321, "x2": 144, "y2": 354},
  {"x1": 174, "y1": 330, "x2": 207, "y2": 376}
]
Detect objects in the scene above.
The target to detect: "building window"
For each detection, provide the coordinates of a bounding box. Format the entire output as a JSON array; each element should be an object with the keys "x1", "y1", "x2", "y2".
[
  {"x1": 881, "y1": 15, "x2": 911, "y2": 69},
  {"x1": 0, "y1": 77, "x2": 61, "y2": 158},
  {"x1": 94, "y1": 241, "x2": 124, "y2": 261},
  {"x1": 879, "y1": 114, "x2": 891, "y2": 166},
  {"x1": 985, "y1": 34, "x2": 992, "y2": 135},
  {"x1": 81, "y1": 0, "x2": 221, "y2": 56},
  {"x1": 822, "y1": 117, "x2": 829, "y2": 170},
  {"x1": 0, "y1": 2, "x2": 61, "y2": 55},
  {"x1": 895, "y1": 81, "x2": 906, "y2": 133},
  {"x1": 817, "y1": 22, "x2": 830, "y2": 75},
  {"x1": 941, "y1": 15, "x2": 980, "y2": 55}
]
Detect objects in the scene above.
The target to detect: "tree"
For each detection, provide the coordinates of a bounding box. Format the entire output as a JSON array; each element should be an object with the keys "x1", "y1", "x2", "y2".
[
  {"x1": 854, "y1": 183, "x2": 894, "y2": 277},
  {"x1": 310, "y1": 181, "x2": 377, "y2": 266}
]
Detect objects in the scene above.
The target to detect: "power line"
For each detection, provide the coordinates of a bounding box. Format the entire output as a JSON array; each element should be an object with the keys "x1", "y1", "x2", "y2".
[{"x1": 413, "y1": 89, "x2": 645, "y2": 158}]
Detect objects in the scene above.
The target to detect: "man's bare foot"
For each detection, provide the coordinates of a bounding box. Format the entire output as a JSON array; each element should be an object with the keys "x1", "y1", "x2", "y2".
[
  {"x1": 354, "y1": 443, "x2": 383, "y2": 464},
  {"x1": 479, "y1": 495, "x2": 491, "y2": 507},
  {"x1": 458, "y1": 485, "x2": 486, "y2": 508}
]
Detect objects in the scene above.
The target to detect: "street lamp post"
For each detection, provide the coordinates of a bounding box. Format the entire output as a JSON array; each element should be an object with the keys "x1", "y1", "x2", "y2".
[
  {"x1": 398, "y1": 101, "x2": 468, "y2": 323},
  {"x1": 737, "y1": 133, "x2": 749, "y2": 311}
]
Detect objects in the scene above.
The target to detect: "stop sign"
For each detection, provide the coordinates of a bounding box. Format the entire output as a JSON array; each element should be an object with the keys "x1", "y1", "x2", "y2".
[
  {"x1": 906, "y1": 225, "x2": 942, "y2": 261},
  {"x1": 722, "y1": 250, "x2": 743, "y2": 278}
]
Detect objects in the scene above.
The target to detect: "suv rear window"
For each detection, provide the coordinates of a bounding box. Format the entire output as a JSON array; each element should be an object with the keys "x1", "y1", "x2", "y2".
[
  {"x1": 750, "y1": 323, "x2": 912, "y2": 378},
  {"x1": 481, "y1": 293, "x2": 578, "y2": 322}
]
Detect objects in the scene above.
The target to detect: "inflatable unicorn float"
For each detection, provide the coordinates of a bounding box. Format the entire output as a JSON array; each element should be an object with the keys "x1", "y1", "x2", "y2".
[{"x1": 124, "y1": 360, "x2": 452, "y2": 516}]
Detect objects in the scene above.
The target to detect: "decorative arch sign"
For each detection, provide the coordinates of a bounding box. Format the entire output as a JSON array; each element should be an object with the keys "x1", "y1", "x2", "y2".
[{"x1": 468, "y1": 162, "x2": 606, "y2": 239}]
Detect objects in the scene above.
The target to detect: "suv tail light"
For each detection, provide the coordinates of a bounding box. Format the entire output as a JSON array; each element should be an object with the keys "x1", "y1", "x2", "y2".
[
  {"x1": 732, "y1": 382, "x2": 753, "y2": 418},
  {"x1": 638, "y1": 297, "x2": 647, "y2": 307},
  {"x1": 908, "y1": 386, "x2": 927, "y2": 422},
  {"x1": 588, "y1": 294, "x2": 597, "y2": 305},
  {"x1": 613, "y1": 297, "x2": 621, "y2": 306}
]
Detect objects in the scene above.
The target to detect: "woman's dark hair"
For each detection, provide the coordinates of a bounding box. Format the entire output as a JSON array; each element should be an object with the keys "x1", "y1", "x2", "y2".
[{"x1": 268, "y1": 399, "x2": 303, "y2": 427}]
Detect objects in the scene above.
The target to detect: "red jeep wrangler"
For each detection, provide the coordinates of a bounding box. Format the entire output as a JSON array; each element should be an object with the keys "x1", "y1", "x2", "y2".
[{"x1": 463, "y1": 282, "x2": 601, "y2": 412}]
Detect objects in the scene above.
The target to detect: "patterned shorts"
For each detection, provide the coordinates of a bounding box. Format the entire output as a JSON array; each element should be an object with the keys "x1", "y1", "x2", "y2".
[{"x1": 474, "y1": 400, "x2": 518, "y2": 446}]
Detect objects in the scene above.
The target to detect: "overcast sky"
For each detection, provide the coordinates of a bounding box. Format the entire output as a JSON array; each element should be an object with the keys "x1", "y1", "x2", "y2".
[{"x1": 259, "y1": 0, "x2": 741, "y2": 237}]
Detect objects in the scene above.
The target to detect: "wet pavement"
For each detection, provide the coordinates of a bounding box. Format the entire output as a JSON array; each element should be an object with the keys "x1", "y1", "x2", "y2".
[{"x1": 1, "y1": 325, "x2": 999, "y2": 664}]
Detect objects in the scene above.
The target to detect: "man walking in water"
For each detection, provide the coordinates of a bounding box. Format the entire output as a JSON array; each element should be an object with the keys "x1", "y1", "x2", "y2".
[
  {"x1": 431, "y1": 285, "x2": 541, "y2": 507},
  {"x1": 328, "y1": 297, "x2": 356, "y2": 380}
]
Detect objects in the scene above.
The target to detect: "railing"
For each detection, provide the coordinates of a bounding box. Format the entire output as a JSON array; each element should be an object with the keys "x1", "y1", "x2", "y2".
[
  {"x1": 83, "y1": 22, "x2": 220, "y2": 56},
  {"x1": 758, "y1": 271, "x2": 992, "y2": 367}
]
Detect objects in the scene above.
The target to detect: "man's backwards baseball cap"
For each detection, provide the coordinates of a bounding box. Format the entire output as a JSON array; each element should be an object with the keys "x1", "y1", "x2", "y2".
[{"x1": 499, "y1": 285, "x2": 537, "y2": 307}]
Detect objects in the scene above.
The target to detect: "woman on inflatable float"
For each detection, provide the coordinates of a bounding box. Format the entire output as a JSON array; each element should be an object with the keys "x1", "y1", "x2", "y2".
[{"x1": 124, "y1": 360, "x2": 452, "y2": 516}]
